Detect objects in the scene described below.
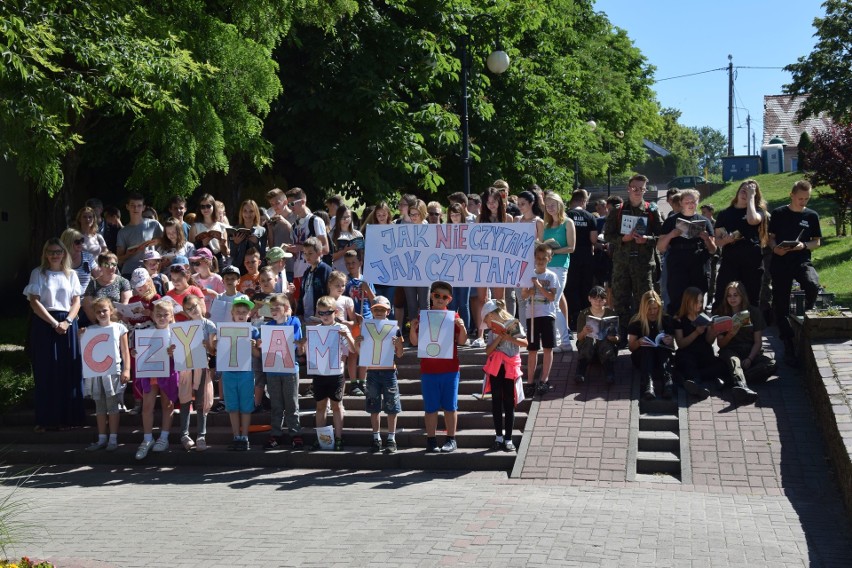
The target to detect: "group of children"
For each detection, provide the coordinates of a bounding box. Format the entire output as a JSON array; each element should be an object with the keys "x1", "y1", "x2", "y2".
[{"x1": 79, "y1": 207, "x2": 775, "y2": 460}]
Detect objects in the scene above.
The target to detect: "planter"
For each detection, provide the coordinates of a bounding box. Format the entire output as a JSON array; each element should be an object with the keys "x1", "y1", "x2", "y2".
[{"x1": 803, "y1": 309, "x2": 852, "y2": 339}]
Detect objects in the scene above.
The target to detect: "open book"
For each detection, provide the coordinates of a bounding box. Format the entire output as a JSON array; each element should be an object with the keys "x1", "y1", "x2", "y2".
[
  {"x1": 712, "y1": 310, "x2": 751, "y2": 334},
  {"x1": 114, "y1": 301, "x2": 144, "y2": 319},
  {"x1": 640, "y1": 332, "x2": 674, "y2": 349},
  {"x1": 586, "y1": 315, "x2": 619, "y2": 340},
  {"x1": 778, "y1": 229, "x2": 806, "y2": 249},
  {"x1": 693, "y1": 312, "x2": 713, "y2": 327},
  {"x1": 620, "y1": 215, "x2": 647, "y2": 236},
  {"x1": 535, "y1": 238, "x2": 562, "y2": 249},
  {"x1": 488, "y1": 318, "x2": 522, "y2": 337},
  {"x1": 226, "y1": 227, "x2": 255, "y2": 239},
  {"x1": 675, "y1": 218, "x2": 706, "y2": 239},
  {"x1": 338, "y1": 235, "x2": 365, "y2": 250},
  {"x1": 194, "y1": 230, "x2": 223, "y2": 242}
]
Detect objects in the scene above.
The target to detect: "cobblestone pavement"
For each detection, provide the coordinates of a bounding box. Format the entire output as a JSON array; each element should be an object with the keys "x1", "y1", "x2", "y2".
[{"x1": 2, "y1": 463, "x2": 850, "y2": 567}]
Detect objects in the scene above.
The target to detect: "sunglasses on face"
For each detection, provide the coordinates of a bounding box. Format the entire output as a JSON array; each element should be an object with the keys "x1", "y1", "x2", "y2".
[
  {"x1": 190, "y1": 261, "x2": 202, "y2": 266},
  {"x1": 431, "y1": 292, "x2": 451, "y2": 301},
  {"x1": 46, "y1": 250, "x2": 65, "y2": 256},
  {"x1": 73, "y1": 239, "x2": 84, "y2": 245},
  {"x1": 316, "y1": 310, "x2": 335, "y2": 316}
]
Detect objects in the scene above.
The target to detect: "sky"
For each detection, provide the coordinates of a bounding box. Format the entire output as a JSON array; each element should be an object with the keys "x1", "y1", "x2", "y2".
[{"x1": 594, "y1": 0, "x2": 827, "y2": 152}]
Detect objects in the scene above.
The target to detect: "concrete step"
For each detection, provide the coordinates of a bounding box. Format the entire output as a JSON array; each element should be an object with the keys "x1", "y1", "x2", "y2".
[
  {"x1": 635, "y1": 451, "x2": 681, "y2": 475},
  {"x1": 0, "y1": 426, "x2": 522, "y2": 451},
  {"x1": 634, "y1": 472, "x2": 681, "y2": 484},
  {"x1": 638, "y1": 413, "x2": 679, "y2": 432},
  {"x1": 640, "y1": 397, "x2": 678, "y2": 414},
  {"x1": 638, "y1": 430, "x2": 680, "y2": 453},
  {"x1": 3, "y1": 442, "x2": 517, "y2": 472}
]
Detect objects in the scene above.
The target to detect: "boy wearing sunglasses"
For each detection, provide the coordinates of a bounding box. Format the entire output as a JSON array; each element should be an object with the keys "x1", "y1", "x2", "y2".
[
  {"x1": 305, "y1": 295, "x2": 358, "y2": 451},
  {"x1": 409, "y1": 281, "x2": 467, "y2": 453}
]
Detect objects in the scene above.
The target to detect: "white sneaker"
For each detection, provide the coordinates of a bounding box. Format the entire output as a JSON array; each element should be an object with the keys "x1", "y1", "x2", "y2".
[
  {"x1": 196, "y1": 437, "x2": 208, "y2": 451},
  {"x1": 85, "y1": 440, "x2": 107, "y2": 452},
  {"x1": 152, "y1": 438, "x2": 169, "y2": 452},
  {"x1": 135, "y1": 440, "x2": 154, "y2": 460},
  {"x1": 181, "y1": 434, "x2": 195, "y2": 451},
  {"x1": 471, "y1": 338, "x2": 486, "y2": 348}
]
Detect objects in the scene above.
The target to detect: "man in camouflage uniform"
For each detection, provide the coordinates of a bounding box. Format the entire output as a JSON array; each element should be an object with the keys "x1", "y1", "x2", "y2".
[{"x1": 603, "y1": 174, "x2": 664, "y2": 343}]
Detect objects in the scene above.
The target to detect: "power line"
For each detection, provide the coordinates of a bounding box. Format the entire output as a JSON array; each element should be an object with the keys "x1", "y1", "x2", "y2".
[
  {"x1": 655, "y1": 67, "x2": 726, "y2": 82},
  {"x1": 655, "y1": 65, "x2": 785, "y2": 83}
]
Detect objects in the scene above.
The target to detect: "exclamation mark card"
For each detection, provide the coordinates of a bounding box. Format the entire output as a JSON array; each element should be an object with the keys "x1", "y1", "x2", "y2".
[{"x1": 417, "y1": 310, "x2": 455, "y2": 360}]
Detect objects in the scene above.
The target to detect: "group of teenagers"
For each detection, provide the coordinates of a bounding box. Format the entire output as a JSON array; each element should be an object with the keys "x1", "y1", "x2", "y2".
[{"x1": 24, "y1": 173, "x2": 823, "y2": 455}]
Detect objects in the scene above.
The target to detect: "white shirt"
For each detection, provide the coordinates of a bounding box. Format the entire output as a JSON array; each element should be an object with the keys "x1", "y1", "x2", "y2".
[{"x1": 24, "y1": 268, "x2": 82, "y2": 312}]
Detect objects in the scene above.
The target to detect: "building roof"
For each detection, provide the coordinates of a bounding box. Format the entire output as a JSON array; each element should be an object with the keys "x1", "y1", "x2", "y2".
[
  {"x1": 643, "y1": 138, "x2": 670, "y2": 158},
  {"x1": 762, "y1": 94, "x2": 833, "y2": 146}
]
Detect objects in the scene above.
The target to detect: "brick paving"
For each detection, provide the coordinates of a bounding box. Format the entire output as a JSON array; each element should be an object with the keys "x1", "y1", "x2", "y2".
[
  {"x1": 518, "y1": 350, "x2": 632, "y2": 483},
  {"x1": 3, "y1": 328, "x2": 852, "y2": 566},
  {"x1": 3, "y1": 465, "x2": 850, "y2": 567}
]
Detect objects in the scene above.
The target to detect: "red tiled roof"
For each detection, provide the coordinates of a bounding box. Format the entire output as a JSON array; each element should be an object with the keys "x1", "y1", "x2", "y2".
[{"x1": 763, "y1": 94, "x2": 833, "y2": 146}]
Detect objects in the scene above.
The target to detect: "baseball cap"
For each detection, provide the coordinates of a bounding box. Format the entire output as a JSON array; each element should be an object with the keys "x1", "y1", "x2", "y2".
[
  {"x1": 142, "y1": 249, "x2": 161, "y2": 261},
  {"x1": 232, "y1": 298, "x2": 255, "y2": 310},
  {"x1": 371, "y1": 296, "x2": 391, "y2": 310},
  {"x1": 130, "y1": 268, "x2": 150, "y2": 290},
  {"x1": 265, "y1": 246, "x2": 292, "y2": 262},
  {"x1": 221, "y1": 265, "x2": 241, "y2": 277},
  {"x1": 189, "y1": 248, "x2": 213, "y2": 261},
  {"x1": 480, "y1": 300, "x2": 499, "y2": 321},
  {"x1": 171, "y1": 255, "x2": 189, "y2": 267}
]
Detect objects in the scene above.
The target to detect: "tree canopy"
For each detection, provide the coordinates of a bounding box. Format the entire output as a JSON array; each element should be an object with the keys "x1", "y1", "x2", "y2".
[
  {"x1": 784, "y1": 0, "x2": 852, "y2": 122},
  {"x1": 269, "y1": 0, "x2": 660, "y2": 204},
  {"x1": 807, "y1": 124, "x2": 852, "y2": 236},
  {"x1": 0, "y1": 0, "x2": 356, "y2": 213}
]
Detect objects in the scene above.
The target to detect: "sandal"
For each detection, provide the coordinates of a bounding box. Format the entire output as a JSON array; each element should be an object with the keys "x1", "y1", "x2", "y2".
[{"x1": 334, "y1": 438, "x2": 344, "y2": 451}]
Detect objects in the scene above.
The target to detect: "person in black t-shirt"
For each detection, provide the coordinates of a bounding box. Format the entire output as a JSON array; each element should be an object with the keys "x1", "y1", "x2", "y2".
[
  {"x1": 565, "y1": 190, "x2": 598, "y2": 330},
  {"x1": 768, "y1": 180, "x2": 822, "y2": 365},
  {"x1": 657, "y1": 189, "x2": 716, "y2": 315},
  {"x1": 713, "y1": 179, "x2": 769, "y2": 310}
]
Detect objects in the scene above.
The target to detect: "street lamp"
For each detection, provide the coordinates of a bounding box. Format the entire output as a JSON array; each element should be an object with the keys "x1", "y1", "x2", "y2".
[
  {"x1": 607, "y1": 130, "x2": 625, "y2": 197},
  {"x1": 460, "y1": 32, "x2": 510, "y2": 195},
  {"x1": 574, "y1": 120, "x2": 598, "y2": 190}
]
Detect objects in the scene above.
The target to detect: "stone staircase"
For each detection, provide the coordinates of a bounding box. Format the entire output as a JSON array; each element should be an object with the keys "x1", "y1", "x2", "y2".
[
  {"x1": 630, "y1": 382, "x2": 689, "y2": 484},
  {"x1": 0, "y1": 346, "x2": 529, "y2": 472}
]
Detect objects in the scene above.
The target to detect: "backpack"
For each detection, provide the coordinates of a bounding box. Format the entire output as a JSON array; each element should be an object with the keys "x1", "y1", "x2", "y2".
[{"x1": 306, "y1": 214, "x2": 333, "y2": 265}]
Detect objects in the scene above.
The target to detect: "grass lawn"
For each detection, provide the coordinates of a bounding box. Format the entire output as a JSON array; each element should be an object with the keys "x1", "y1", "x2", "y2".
[{"x1": 701, "y1": 172, "x2": 852, "y2": 307}]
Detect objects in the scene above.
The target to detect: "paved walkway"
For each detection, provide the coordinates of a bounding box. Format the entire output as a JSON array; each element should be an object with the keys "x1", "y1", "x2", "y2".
[
  {"x1": 2, "y1": 464, "x2": 849, "y2": 567},
  {"x1": 3, "y1": 328, "x2": 852, "y2": 567}
]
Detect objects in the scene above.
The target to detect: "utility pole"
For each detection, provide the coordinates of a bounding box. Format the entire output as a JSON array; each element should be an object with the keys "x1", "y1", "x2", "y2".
[
  {"x1": 727, "y1": 54, "x2": 734, "y2": 156},
  {"x1": 746, "y1": 114, "x2": 751, "y2": 155},
  {"x1": 753, "y1": 131, "x2": 757, "y2": 156}
]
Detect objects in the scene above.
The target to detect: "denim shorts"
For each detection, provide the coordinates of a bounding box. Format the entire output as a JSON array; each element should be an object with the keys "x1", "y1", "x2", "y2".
[
  {"x1": 366, "y1": 369, "x2": 402, "y2": 415},
  {"x1": 222, "y1": 371, "x2": 255, "y2": 414},
  {"x1": 421, "y1": 371, "x2": 459, "y2": 413}
]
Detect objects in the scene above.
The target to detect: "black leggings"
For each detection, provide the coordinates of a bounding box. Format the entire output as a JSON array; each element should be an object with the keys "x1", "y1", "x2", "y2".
[{"x1": 490, "y1": 365, "x2": 516, "y2": 439}]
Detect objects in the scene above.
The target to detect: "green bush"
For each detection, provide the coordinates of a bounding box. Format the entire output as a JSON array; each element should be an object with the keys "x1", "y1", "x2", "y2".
[{"x1": 0, "y1": 350, "x2": 33, "y2": 413}]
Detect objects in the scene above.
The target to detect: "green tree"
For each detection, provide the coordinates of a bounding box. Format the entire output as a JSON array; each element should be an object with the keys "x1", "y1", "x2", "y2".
[
  {"x1": 807, "y1": 124, "x2": 852, "y2": 236},
  {"x1": 797, "y1": 131, "x2": 814, "y2": 170},
  {"x1": 268, "y1": 0, "x2": 659, "y2": 205},
  {"x1": 641, "y1": 108, "x2": 700, "y2": 180},
  {"x1": 691, "y1": 126, "x2": 727, "y2": 176},
  {"x1": 0, "y1": 0, "x2": 207, "y2": 237},
  {"x1": 784, "y1": 0, "x2": 852, "y2": 122},
  {"x1": 0, "y1": 0, "x2": 356, "y2": 243}
]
